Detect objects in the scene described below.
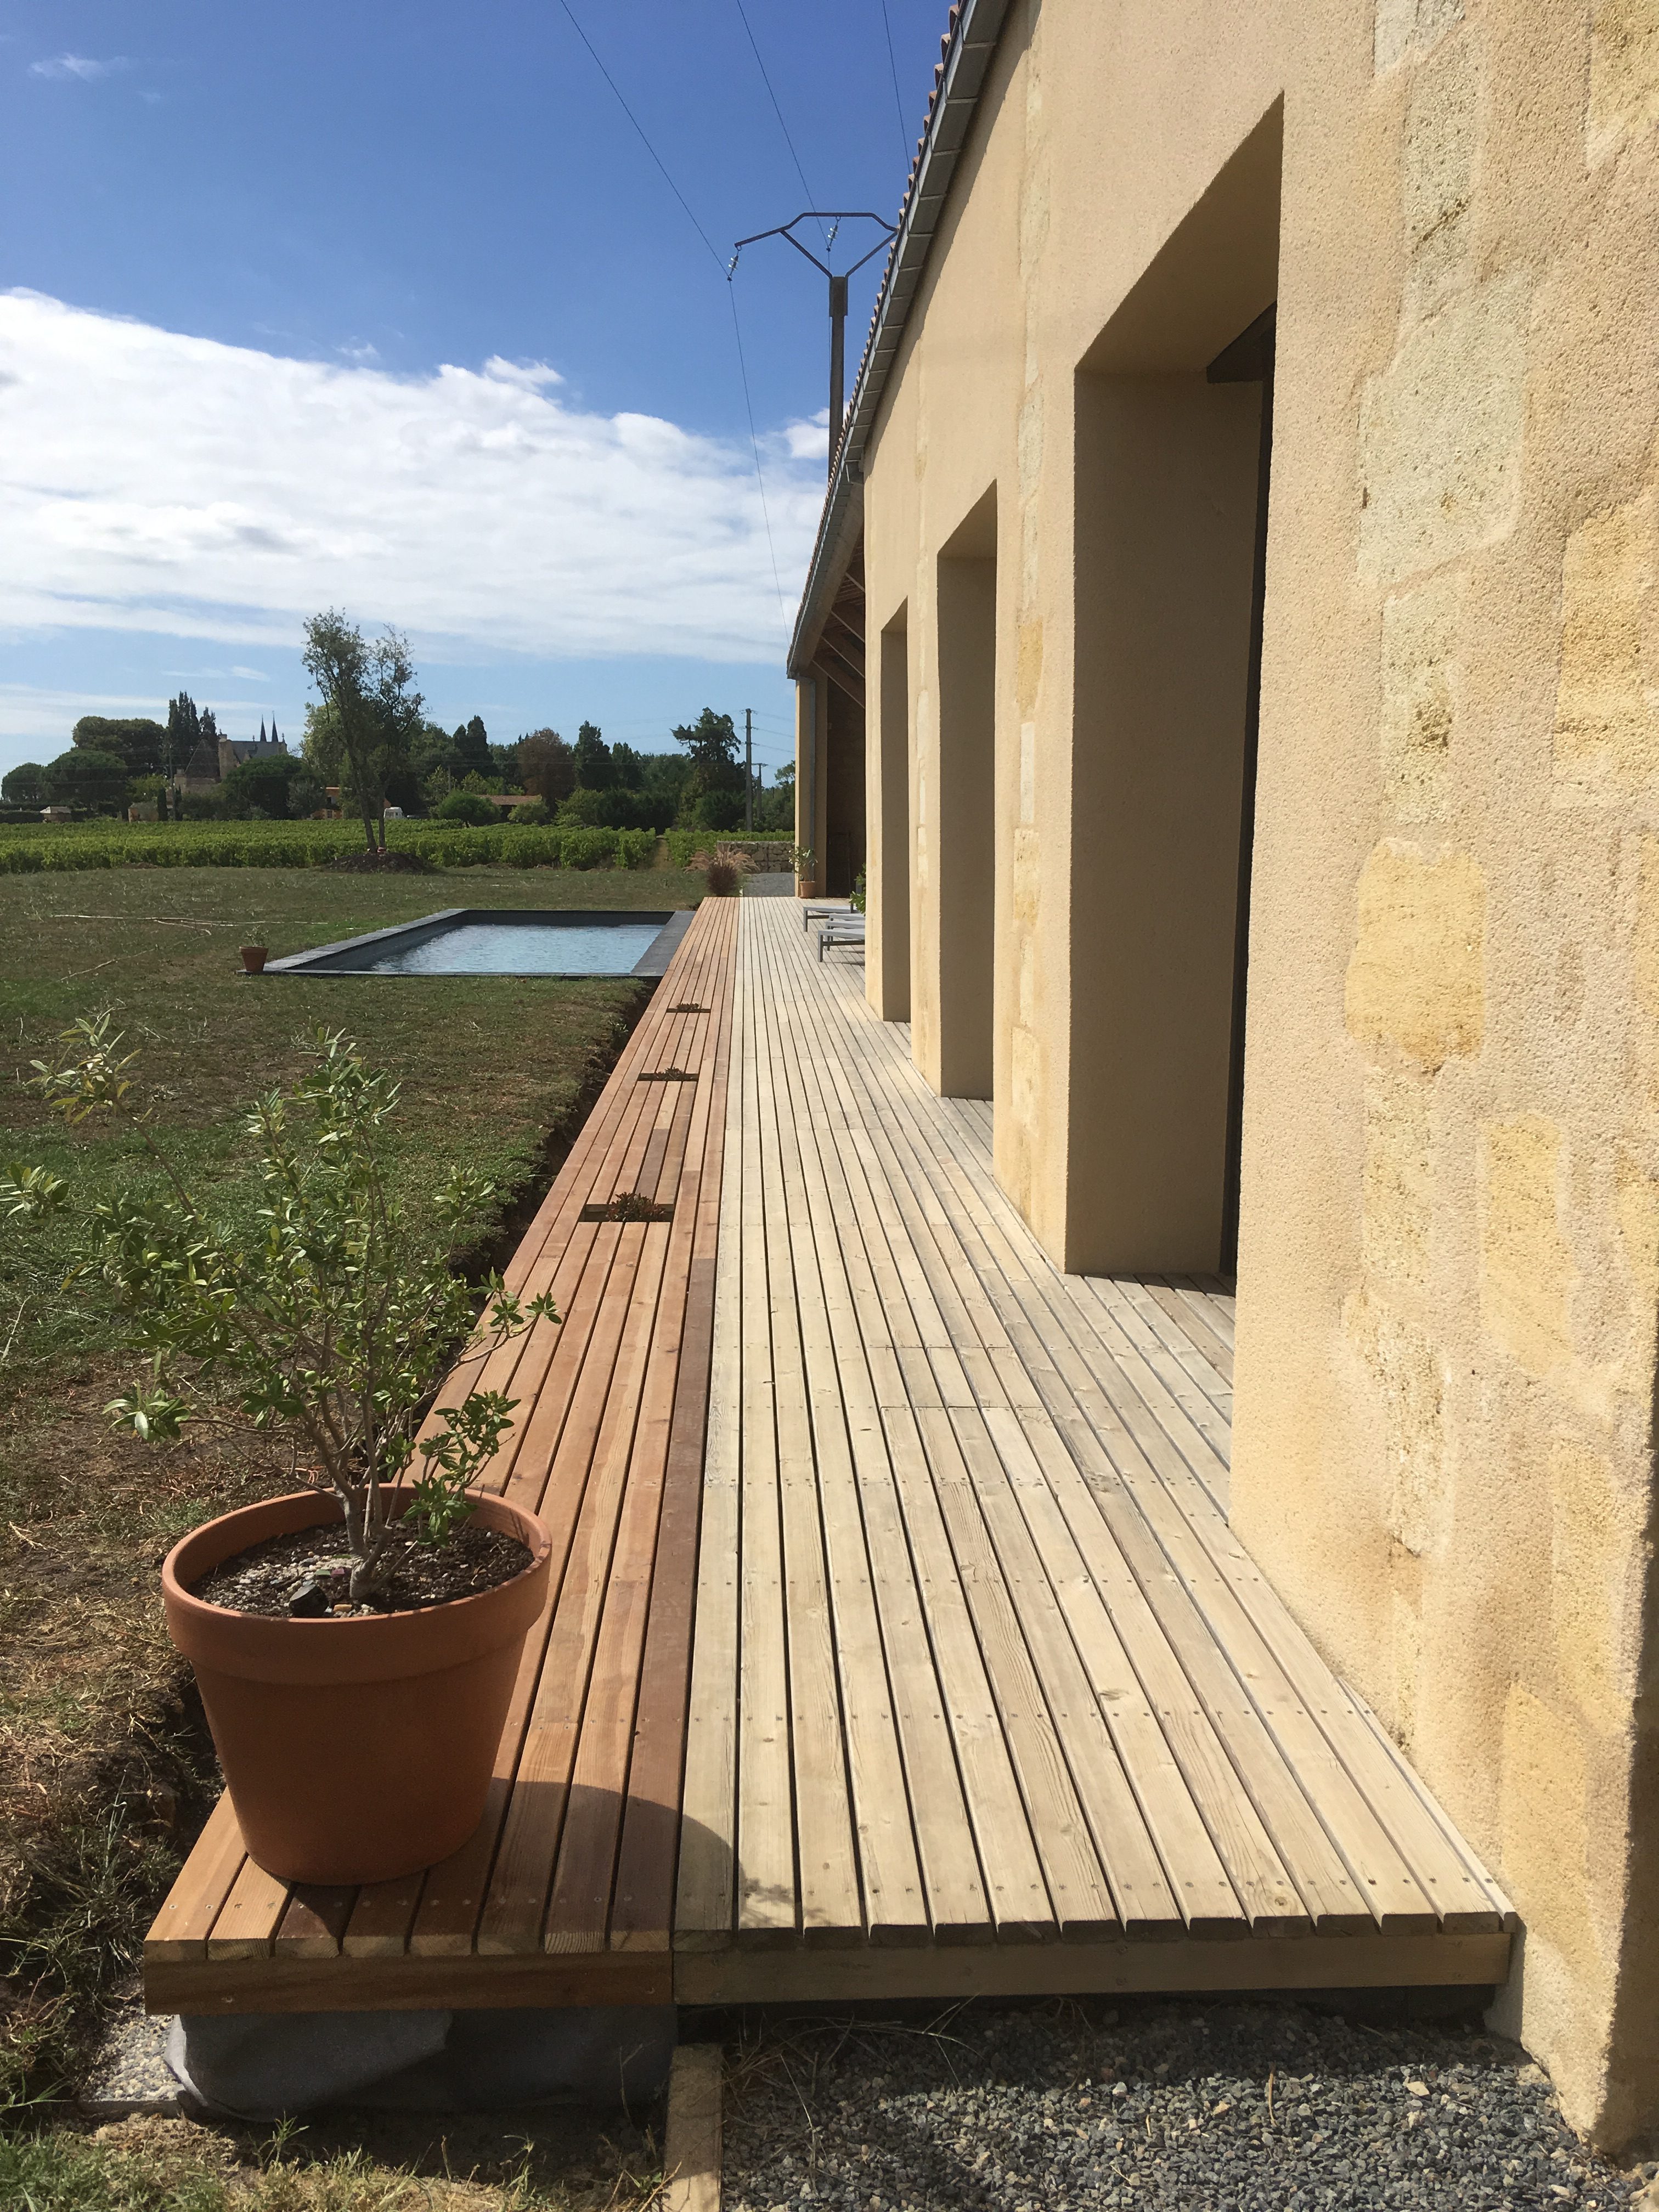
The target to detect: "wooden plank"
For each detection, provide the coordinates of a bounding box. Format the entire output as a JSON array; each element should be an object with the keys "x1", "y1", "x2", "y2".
[
  {"x1": 977, "y1": 1406, "x2": 1249, "y2": 1938},
  {"x1": 674, "y1": 938, "x2": 747, "y2": 1950},
  {"x1": 664, "y1": 2045, "x2": 723, "y2": 2212},
  {"x1": 143, "y1": 1797, "x2": 246, "y2": 1963},
  {"x1": 755, "y1": 919, "x2": 990, "y2": 1946},
  {"x1": 614, "y1": 913, "x2": 737, "y2": 1951},
  {"x1": 275, "y1": 1886, "x2": 355, "y2": 1960},
  {"x1": 205, "y1": 1856, "x2": 290, "y2": 1961},
  {"x1": 749, "y1": 914, "x2": 923, "y2": 1946},
  {"x1": 675, "y1": 1929, "x2": 1513, "y2": 2006},
  {"x1": 752, "y1": 926, "x2": 863, "y2": 1946},
  {"x1": 477, "y1": 1221, "x2": 672, "y2": 1952},
  {"x1": 342, "y1": 1871, "x2": 425, "y2": 1960},
  {"x1": 545, "y1": 1222, "x2": 687, "y2": 1952},
  {"x1": 758, "y1": 917, "x2": 1052, "y2": 1944},
  {"x1": 822, "y1": 998, "x2": 1432, "y2": 1937},
  {"x1": 148, "y1": 1948, "x2": 668, "y2": 2016},
  {"x1": 732, "y1": 923, "x2": 798, "y2": 1946}
]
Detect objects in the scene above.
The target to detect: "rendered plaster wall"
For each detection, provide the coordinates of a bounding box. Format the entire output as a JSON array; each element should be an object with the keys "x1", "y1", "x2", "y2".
[{"x1": 850, "y1": 0, "x2": 1659, "y2": 2152}]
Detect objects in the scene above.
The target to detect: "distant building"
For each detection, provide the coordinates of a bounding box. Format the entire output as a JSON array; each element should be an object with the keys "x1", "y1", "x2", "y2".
[
  {"x1": 217, "y1": 720, "x2": 291, "y2": 780},
  {"x1": 172, "y1": 718, "x2": 291, "y2": 798}
]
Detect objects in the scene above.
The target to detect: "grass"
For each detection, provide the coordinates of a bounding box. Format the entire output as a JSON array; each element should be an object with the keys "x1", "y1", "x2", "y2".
[
  {"x1": 0, "y1": 2108, "x2": 669, "y2": 2208},
  {"x1": 0, "y1": 866, "x2": 703, "y2": 2140}
]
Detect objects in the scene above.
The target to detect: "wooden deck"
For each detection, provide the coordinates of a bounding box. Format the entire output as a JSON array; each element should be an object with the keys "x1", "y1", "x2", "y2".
[{"x1": 146, "y1": 899, "x2": 1512, "y2": 2016}]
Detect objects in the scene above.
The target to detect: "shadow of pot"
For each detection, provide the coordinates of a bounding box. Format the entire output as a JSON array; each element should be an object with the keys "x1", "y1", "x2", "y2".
[
  {"x1": 161, "y1": 1489, "x2": 551, "y2": 1886},
  {"x1": 239, "y1": 945, "x2": 269, "y2": 974}
]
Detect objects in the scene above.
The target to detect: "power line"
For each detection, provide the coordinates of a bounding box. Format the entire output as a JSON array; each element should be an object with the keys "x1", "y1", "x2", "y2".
[
  {"x1": 726, "y1": 286, "x2": 790, "y2": 633},
  {"x1": 555, "y1": 0, "x2": 791, "y2": 634},
  {"x1": 878, "y1": 0, "x2": 911, "y2": 168},
  {"x1": 731, "y1": 0, "x2": 827, "y2": 248},
  {"x1": 556, "y1": 0, "x2": 726, "y2": 274}
]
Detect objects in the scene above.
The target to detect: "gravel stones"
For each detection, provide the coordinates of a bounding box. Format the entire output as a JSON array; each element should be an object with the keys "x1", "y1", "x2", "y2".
[{"x1": 718, "y1": 2000, "x2": 1646, "y2": 2211}]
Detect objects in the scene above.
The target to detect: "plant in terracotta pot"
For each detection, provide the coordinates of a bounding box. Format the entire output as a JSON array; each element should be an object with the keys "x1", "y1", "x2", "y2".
[
  {"x1": 788, "y1": 843, "x2": 816, "y2": 898},
  {"x1": 4, "y1": 1014, "x2": 561, "y2": 1884},
  {"x1": 239, "y1": 944, "x2": 269, "y2": 974}
]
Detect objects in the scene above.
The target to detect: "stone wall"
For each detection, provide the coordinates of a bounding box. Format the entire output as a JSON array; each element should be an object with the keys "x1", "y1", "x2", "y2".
[{"x1": 845, "y1": 0, "x2": 1659, "y2": 2150}]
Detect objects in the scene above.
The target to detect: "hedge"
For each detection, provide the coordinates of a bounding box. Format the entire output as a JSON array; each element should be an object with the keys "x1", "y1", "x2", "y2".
[{"x1": 0, "y1": 820, "x2": 663, "y2": 875}]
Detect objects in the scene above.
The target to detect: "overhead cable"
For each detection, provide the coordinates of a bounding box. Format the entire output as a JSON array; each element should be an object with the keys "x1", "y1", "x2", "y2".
[
  {"x1": 878, "y1": 0, "x2": 911, "y2": 167},
  {"x1": 556, "y1": 0, "x2": 789, "y2": 632},
  {"x1": 556, "y1": 0, "x2": 726, "y2": 274},
  {"x1": 732, "y1": 0, "x2": 829, "y2": 249}
]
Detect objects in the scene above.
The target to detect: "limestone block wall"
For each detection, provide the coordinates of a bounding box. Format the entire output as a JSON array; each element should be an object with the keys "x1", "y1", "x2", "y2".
[
  {"x1": 1231, "y1": 0, "x2": 1659, "y2": 2151},
  {"x1": 842, "y1": 0, "x2": 1657, "y2": 2148}
]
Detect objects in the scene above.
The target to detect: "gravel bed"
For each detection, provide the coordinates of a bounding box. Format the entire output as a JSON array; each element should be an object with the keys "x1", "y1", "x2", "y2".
[{"x1": 718, "y1": 1999, "x2": 1651, "y2": 2211}]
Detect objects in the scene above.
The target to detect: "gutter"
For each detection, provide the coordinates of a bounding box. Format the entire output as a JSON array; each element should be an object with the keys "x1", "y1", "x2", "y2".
[{"x1": 785, "y1": 0, "x2": 1012, "y2": 681}]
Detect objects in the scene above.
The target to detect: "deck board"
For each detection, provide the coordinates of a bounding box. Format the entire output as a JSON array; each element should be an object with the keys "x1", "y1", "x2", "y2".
[{"x1": 146, "y1": 898, "x2": 1511, "y2": 2015}]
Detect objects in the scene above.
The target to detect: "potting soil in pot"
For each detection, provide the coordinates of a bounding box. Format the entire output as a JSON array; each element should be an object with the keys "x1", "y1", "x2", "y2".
[{"x1": 190, "y1": 1520, "x2": 532, "y2": 1618}]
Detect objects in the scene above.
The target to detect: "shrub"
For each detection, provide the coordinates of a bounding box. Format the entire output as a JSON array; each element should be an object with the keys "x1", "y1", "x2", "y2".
[
  {"x1": 511, "y1": 798, "x2": 551, "y2": 826},
  {"x1": 435, "y1": 789, "x2": 498, "y2": 826},
  {"x1": 558, "y1": 827, "x2": 618, "y2": 870},
  {"x1": 692, "y1": 842, "x2": 758, "y2": 898},
  {"x1": 8, "y1": 1019, "x2": 559, "y2": 1592}
]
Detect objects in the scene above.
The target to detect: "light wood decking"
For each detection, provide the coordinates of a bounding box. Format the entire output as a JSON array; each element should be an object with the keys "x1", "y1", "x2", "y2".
[{"x1": 146, "y1": 898, "x2": 1511, "y2": 2015}]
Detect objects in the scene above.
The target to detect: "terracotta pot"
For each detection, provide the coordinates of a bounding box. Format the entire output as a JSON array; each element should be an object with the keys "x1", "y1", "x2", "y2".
[
  {"x1": 795, "y1": 876, "x2": 817, "y2": 899},
  {"x1": 162, "y1": 1489, "x2": 550, "y2": 1885},
  {"x1": 239, "y1": 945, "x2": 268, "y2": 974}
]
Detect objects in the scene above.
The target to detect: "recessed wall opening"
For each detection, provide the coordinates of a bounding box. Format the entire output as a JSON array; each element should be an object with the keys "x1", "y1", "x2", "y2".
[
  {"x1": 876, "y1": 606, "x2": 912, "y2": 1019},
  {"x1": 1068, "y1": 103, "x2": 1280, "y2": 1274},
  {"x1": 935, "y1": 488, "x2": 998, "y2": 1100},
  {"x1": 815, "y1": 551, "x2": 868, "y2": 898}
]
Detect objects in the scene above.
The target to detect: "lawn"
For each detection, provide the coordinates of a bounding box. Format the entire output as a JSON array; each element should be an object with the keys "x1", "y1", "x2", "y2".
[{"x1": 0, "y1": 865, "x2": 702, "y2": 2175}]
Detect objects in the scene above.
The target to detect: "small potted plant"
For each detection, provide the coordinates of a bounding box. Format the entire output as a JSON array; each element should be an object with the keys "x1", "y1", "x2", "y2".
[
  {"x1": 789, "y1": 843, "x2": 817, "y2": 898},
  {"x1": 4, "y1": 1016, "x2": 560, "y2": 1886},
  {"x1": 239, "y1": 944, "x2": 269, "y2": 975}
]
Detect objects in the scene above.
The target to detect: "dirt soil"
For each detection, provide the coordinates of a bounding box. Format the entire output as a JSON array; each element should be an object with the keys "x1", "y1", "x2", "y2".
[{"x1": 191, "y1": 1519, "x2": 534, "y2": 1617}]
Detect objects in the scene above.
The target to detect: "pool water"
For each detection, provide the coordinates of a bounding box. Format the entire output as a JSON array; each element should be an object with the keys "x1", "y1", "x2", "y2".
[{"x1": 358, "y1": 919, "x2": 665, "y2": 975}]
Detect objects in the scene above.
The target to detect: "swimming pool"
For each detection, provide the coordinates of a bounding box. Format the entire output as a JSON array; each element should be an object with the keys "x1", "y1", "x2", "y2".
[{"x1": 264, "y1": 909, "x2": 691, "y2": 978}]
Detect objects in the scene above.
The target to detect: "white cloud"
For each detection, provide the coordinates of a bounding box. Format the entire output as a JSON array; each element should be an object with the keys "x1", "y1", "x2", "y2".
[
  {"x1": 30, "y1": 53, "x2": 131, "y2": 81},
  {"x1": 0, "y1": 291, "x2": 821, "y2": 665},
  {"x1": 785, "y1": 411, "x2": 831, "y2": 462}
]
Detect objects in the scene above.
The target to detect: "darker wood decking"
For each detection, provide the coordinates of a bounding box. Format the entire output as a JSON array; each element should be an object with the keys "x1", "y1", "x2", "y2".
[{"x1": 146, "y1": 899, "x2": 1512, "y2": 2015}]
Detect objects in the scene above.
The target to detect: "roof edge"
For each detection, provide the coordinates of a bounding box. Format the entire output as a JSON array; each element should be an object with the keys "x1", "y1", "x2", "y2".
[{"x1": 785, "y1": 0, "x2": 1012, "y2": 681}]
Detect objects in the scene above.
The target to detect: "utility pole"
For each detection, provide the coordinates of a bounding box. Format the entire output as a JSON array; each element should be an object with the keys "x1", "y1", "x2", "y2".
[
  {"x1": 730, "y1": 213, "x2": 896, "y2": 475},
  {"x1": 744, "y1": 708, "x2": 753, "y2": 833}
]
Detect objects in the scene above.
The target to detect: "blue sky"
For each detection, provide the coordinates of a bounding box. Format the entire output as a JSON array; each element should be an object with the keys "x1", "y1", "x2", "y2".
[{"x1": 0, "y1": 1, "x2": 945, "y2": 782}]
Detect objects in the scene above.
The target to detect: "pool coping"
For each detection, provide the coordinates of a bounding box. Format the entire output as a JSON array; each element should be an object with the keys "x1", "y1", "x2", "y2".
[{"x1": 263, "y1": 907, "x2": 695, "y2": 979}]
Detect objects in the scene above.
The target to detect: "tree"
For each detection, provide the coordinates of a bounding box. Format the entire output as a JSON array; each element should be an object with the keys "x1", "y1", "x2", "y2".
[
  {"x1": 219, "y1": 754, "x2": 301, "y2": 820},
  {"x1": 44, "y1": 747, "x2": 128, "y2": 812},
  {"x1": 671, "y1": 707, "x2": 741, "y2": 777},
  {"x1": 610, "y1": 741, "x2": 645, "y2": 790},
  {"x1": 301, "y1": 611, "x2": 425, "y2": 853},
  {"x1": 2, "y1": 761, "x2": 48, "y2": 807},
  {"x1": 165, "y1": 693, "x2": 202, "y2": 775},
  {"x1": 672, "y1": 708, "x2": 743, "y2": 827},
  {"x1": 517, "y1": 729, "x2": 576, "y2": 807},
  {"x1": 451, "y1": 715, "x2": 491, "y2": 779},
  {"x1": 573, "y1": 721, "x2": 612, "y2": 789},
  {"x1": 72, "y1": 716, "x2": 166, "y2": 777}
]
